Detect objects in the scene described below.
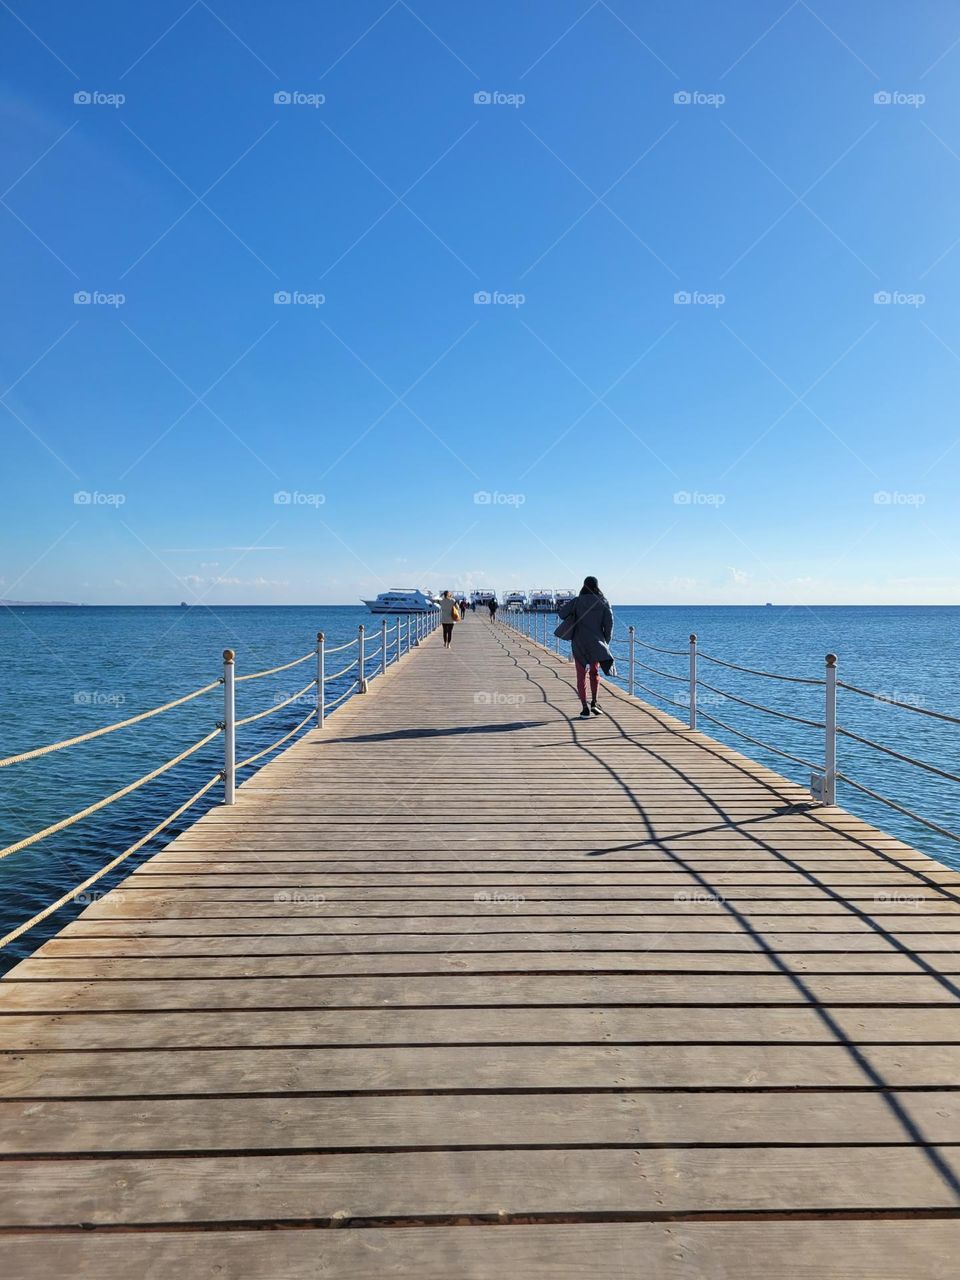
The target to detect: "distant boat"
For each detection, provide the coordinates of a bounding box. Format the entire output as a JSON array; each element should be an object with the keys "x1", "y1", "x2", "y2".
[
  {"x1": 765, "y1": 602, "x2": 774, "y2": 607},
  {"x1": 554, "y1": 588, "x2": 576, "y2": 609},
  {"x1": 527, "y1": 589, "x2": 556, "y2": 613},
  {"x1": 503, "y1": 590, "x2": 527, "y2": 610},
  {"x1": 363, "y1": 588, "x2": 440, "y2": 614},
  {"x1": 180, "y1": 601, "x2": 189, "y2": 608},
  {"x1": 470, "y1": 590, "x2": 497, "y2": 606}
]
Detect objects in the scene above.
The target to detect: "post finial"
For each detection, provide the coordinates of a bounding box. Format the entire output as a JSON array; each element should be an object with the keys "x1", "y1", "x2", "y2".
[
  {"x1": 690, "y1": 633, "x2": 697, "y2": 643},
  {"x1": 317, "y1": 631, "x2": 324, "y2": 642},
  {"x1": 223, "y1": 649, "x2": 235, "y2": 663},
  {"x1": 359, "y1": 622, "x2": 365, "y2": 632},
  {"x1": 826, "y1": 653, "x2": 837, "y2": 667}
]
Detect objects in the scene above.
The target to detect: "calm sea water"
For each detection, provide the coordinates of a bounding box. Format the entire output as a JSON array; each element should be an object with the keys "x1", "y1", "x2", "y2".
[{"x1": 1, "y1": 604, "x2": 958, "y2": 969}]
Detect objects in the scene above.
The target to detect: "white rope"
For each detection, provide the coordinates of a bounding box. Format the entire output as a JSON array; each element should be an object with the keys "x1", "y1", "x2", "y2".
[
  {"x1": 0, "y1": 727, "x2": 222, "y2": 861},
  {"x1": 325, "y1": 658, "x2": 358, "y2": 681},
  {"x1": 236, "y1": 678, "x2": 316, "y2": 727},
  {"x1": 0, "y1": 679, "x2": 221, "y2": 769},
  {"x1": 324, "y1": 636, "x2": 359, "y2": 655},
  {"x1": 0, "y1": 773, "x2": 222, "y2": 950},
  {"x1": 236, "y1": 709, "x2": 315, "y2": 771},
  {"x1": 235, "y1": 648, "x2": 315, "y2": 683}
]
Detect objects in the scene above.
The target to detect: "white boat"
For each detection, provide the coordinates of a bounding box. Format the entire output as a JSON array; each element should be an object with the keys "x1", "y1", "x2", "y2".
[
  {"x1": 527, "y1": 589, "x2": 556, "y2": 613},
  {"x1": 503, "y1": 590, "x2": 527, "y2": 610},
  {"x1": 554, "y1": 589, "x2": 576, "y2": 609},
  {"x1": 363, "y1": 588, "x2": 440, "y2": 614},
  {"x1": 470, "y1": 590, "x2": 497, "y2": 606}
]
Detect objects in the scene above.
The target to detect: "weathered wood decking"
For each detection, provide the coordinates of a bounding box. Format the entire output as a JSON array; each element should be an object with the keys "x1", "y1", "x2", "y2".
[{"x1": 3, "y1": 613, "x2": 960, "y2": 1276}]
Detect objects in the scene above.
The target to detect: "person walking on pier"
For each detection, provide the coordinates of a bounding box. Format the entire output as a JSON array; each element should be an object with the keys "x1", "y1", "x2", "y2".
[
  {"x1": 440, "y1": 590, "x2": 460, "y2": 648},
  {"x1": 556, "y1": 576, "x2": 616, "y2": 718},
  {"x1": 488, "y1": 597, "x2": 498, "y2": 620}
]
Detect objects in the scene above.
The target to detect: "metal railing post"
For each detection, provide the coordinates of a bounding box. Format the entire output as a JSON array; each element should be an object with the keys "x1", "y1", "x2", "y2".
[
  {"x1": 381, "y1": 619, "x2": 387, "y2": 675},
  {"x1": 359, "y1": 623, "x2": 366, "y2": 691},
  {"x1": 688, "y1": 634, "x2": 697, "y2": 730},
  {"x1": 222, "y1": 649, "x2": 235, "y2": 804},
  {"x1": 628, "y1": 626, "x2": 635, "y2": 697},
  {"x1": 316, "y1": 632, "x2": 325, "y2": 727},
  {"x1": 824, "y1": 653, "x2": 838, "y2": 804}
]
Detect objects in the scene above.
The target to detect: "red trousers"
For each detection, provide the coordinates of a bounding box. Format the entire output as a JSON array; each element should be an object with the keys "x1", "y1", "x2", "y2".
[{"x1": 575, "y1": 659, "x2": 599, "y2": 703}]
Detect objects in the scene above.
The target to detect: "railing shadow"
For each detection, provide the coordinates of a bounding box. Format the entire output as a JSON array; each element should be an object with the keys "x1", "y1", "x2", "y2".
[{"x1": 494, "y1": 620, "x2": 960, "y2": 1201}]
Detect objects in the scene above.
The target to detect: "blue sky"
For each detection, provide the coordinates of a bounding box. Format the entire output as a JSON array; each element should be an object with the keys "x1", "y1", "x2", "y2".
[{"x1": 3, "y1": 0, "x2": 960, "y2": 605}]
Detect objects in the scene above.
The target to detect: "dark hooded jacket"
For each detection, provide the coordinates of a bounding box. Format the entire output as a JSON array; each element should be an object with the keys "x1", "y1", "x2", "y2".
[{"x1": 557, "y1": 591, "x2": 615, "y2": 667}]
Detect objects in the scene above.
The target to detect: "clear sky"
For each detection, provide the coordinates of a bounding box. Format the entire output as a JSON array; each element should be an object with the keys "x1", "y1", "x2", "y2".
[{"x1": 2, "y1": 1, "x2": 960, "y2": 605}]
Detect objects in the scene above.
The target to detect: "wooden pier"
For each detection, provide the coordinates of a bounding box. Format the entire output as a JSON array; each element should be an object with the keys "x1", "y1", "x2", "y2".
[{"x1": 3, "y1": 613, "x2": 960, "y2": 1276}]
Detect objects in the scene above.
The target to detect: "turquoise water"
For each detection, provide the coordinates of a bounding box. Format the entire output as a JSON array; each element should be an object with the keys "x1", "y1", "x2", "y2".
[{"x1": 1, "y1": 604, "x2": 958, "y2": 969}]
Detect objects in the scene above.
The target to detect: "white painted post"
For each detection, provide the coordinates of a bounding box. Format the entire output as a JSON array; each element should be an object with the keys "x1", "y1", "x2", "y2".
[
  {"x1": 688, "y1": 634, "x2": 697, "y2": 730},
  {"x1": 358, "y1": 623, "x2": 366, "y2": 692},
  {"x1": 316, "y1": 632, "x2": 325, "y2": 727},
  {"x1": 381, "y1": 619, "x2": 387, "y2": 675},
  {"x1": 222, "y1": 649, "x2": 236, "y2": 805},
  {"x1": 628, "y1": 626, "x2": 636, "y2": 697},
  {"x1": 824, "y1": 653, "x2": 838, "y2": 804}
]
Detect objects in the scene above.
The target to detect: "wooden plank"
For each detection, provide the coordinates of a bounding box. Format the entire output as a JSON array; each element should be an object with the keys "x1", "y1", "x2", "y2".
[
  {"x1": 3, "y1": 1147, "x2": 960, "y2": 1227},
  {"x1": 2, "y1": 1222, "x2": 958, "y2": 1280}
]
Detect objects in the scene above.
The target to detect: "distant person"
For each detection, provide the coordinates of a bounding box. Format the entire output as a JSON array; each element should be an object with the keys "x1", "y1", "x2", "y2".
[
  {"x1": 440, "y1": 591, "x2": 460, "y2": 648},
  {"x1": 556, "y1": 576, "x2": 615, "y2": 718},
  {"x1": 488, "y1": 598, "x2": 498, "y2": 620}
]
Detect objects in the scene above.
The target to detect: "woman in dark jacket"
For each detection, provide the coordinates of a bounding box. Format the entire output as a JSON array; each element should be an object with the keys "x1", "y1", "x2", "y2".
[{"x1": 556, "y1": 576, "x2": 616, "y2": 718}]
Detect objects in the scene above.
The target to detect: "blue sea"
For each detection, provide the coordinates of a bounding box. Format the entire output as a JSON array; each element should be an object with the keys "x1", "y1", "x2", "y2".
[{"x1": 1, "y1": 604, "x2": 958, "y2": 970}]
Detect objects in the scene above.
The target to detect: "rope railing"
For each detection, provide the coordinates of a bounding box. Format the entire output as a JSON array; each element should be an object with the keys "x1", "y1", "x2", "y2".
[
  {"x1": 235, "y1": 648, "x2": 316, "y2": 683},
  {"x1": 0, "y1": 726, "x2": 223, "y2": 862},
  {"x1": 498, "y1": 607, "x2": 960, "y2": 846},
  {"x1": 0, "y1": 611, "x2": 441, "y2": 951},
  {"x1": 236, "y1": 678, "x2": 318, "y2": 727},
  {"x1": 695, "y1": 678, "x2": 826, "y2": 729},
  {"x1": 0, "y1": 772, "x2": 221, "y2": 950},
  {"x1": 0, "y1": 678, "x2": 221, "y2": 769}
]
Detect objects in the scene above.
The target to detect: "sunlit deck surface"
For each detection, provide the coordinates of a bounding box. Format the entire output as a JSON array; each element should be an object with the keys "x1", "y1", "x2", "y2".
[{"x1": 3, "y1": 614, "x2": 960, "y2": 1277}]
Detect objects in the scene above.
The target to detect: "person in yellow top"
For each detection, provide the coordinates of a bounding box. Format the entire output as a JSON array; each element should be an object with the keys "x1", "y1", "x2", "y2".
[{"x1": 439, "y1": 590, "x2": 461, "y2": 648}]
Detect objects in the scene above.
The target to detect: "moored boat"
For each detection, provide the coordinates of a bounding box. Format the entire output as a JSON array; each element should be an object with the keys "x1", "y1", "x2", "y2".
[{"x1": 362, "y1": 588, "x2": 440, "y2": 614}]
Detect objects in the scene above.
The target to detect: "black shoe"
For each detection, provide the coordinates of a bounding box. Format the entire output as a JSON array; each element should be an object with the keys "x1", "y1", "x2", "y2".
[
  {"x1": 578, "y1": 706, "x2": 591, "y2": 718},
  {"x1": 590, "y1": 702, "x2": 603, "y2": 715}
]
